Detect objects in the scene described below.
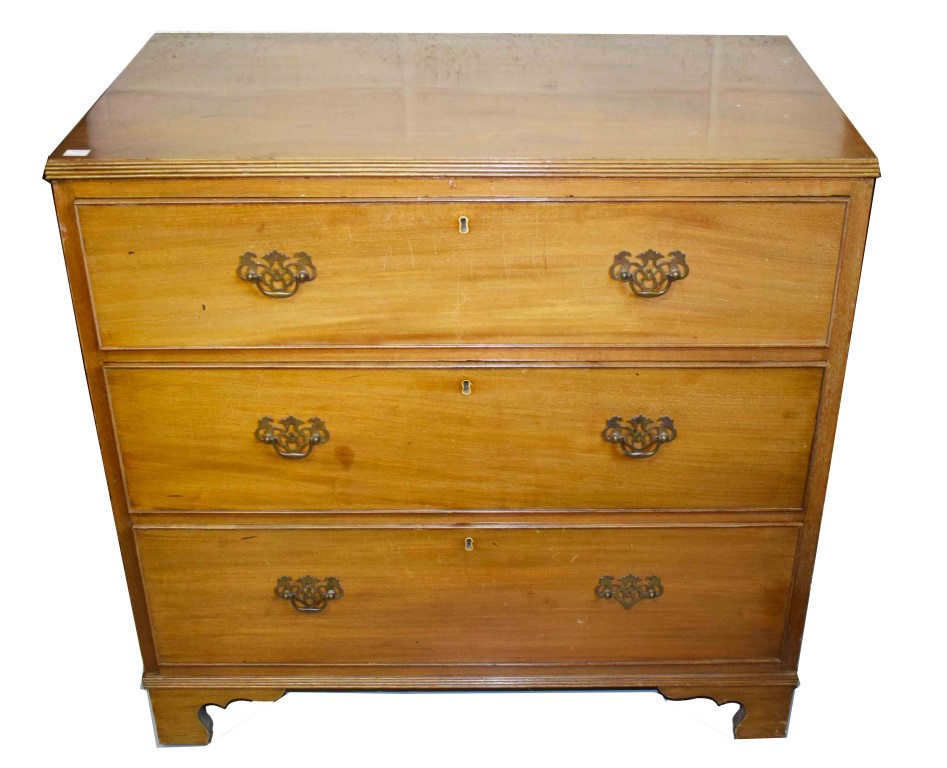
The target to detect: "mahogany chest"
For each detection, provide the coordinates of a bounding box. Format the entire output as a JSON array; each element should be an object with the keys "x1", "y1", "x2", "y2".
[{"x1": 45, "y1": 33, "x2": 878, "y2": 743}]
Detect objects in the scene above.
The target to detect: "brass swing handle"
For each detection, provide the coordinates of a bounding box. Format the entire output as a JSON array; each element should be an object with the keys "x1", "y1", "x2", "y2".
[
  {"x1": 602, "y1": 415, "x2": 676, "y2": 458},
  {"x1": 238, "y1": 250, "x2": 316, "y2": 297},
  {"x1": 275, "y1": 576, "x2": 343, "y2": 613},
  {"x1": 256, "y1": 416, "x2": 329, "y2": 459},
  {"x1": 595, "y1": 574, "x2": 664, "y2": 609},
  {"x1": 609, "y1": 249, "x2": 689, "y2": 297}
]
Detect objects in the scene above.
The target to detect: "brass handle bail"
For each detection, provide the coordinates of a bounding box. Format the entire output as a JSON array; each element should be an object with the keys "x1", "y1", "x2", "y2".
[
  {"x1": 602, "y1": 415, "x2": 676, "y2": 459},
  {"x1": 275, "y1": 576, "x2": 343, "y2": 613},
  {"x1": 238, "y1": 250, "x2": 316, "y2": 297},
  {"x1": 256, "y1": 416, "x2": 330, "y2": 458},
  {"x1": 609, "y1": 249, "x2": 688, "y2": 297}
]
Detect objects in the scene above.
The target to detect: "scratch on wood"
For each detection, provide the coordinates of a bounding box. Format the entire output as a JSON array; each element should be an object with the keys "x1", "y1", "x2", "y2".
[
  {"x1": 530, "y1": 208, "x2": 544, "y2": 277},
  {"x1": 455, "y1": 266, "x2": 470, "y2": 314}
]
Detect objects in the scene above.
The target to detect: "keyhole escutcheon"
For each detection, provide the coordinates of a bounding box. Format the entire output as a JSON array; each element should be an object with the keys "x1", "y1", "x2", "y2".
[{"x1": 458, "y1": 216, "x2": 469, "y2": 234}]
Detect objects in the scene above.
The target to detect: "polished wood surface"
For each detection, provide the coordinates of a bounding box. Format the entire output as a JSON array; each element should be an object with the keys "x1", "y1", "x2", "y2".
[
  {"x1": 45, "y1": 34, "x2": 877, "y2": 179},
  {"x1": 107, "y1": 366, "x2": 821, "y2": 511},
  {"x1": 782, "y1": 177, "x2": 876, "y2": 667},
  {"x1": 45, "y1": 34, "x2": 877, "y2": 743},
  {"x1": 145, "y1": 668, "x2": 799, "y2": 685},
  {"x1": 143, "y1": 672, "x2": 798, "y2": 744},
  {"x1": 69, "y1": 176, "x2": 864, "y2": 200},
  {"x1": 149, "y1": 688, "x2": 285, "y2": 745},
  {"x1": 80, "y1": 200, "x2": 845, "y2": 349},
  {"x1": 51, "y1": 182, "x2": 159, "y2": 669},
  {"x1": 659, "y1": 684, "x2": 796, "y2": 738},
  {"x1": 136, "y1": 526, "x2": 797, "y2": 665}
]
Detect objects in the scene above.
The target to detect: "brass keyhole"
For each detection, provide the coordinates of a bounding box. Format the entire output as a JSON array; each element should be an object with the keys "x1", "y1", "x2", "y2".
[
  {"x1": 458, "y1": 216, "x2": 469, "y2": 234},
  {"x1": 461, "y1": 380, "x2": 472, "y2": 396},
  {"x1": 464, "y1": 537, "x2": 474, "y2": 551}
]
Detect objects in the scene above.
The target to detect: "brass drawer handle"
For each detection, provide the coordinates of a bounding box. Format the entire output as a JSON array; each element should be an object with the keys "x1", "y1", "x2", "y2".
[
  {"x1": 610, "y1": 249, "x2": 688, "y2": 297},
  {"x1": 256, "y1": 416, "x2": 330, "y2": 459},
  {"x1": 602, "y1": 415, "x2": 676, "y2": 458},
  {"x1": 595, "y1": 574, "x2": 664, "y2": 609},
  {"x1": 275, "y1": 575, "x2": 343, "y2": 613},
  {"x1": 238, "y1": 250, "x2": 316, "y2": 297}
]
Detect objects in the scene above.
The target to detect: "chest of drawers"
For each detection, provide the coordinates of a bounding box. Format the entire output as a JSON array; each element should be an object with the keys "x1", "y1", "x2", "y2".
[{"x1": 45, "y1": 33, "x2": 878, "y2": 744}]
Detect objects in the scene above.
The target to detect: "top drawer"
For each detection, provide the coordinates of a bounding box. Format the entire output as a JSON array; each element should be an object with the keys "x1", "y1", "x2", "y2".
[{"x1": 78, "y1": 200, "x2": 845, "y2": 349}]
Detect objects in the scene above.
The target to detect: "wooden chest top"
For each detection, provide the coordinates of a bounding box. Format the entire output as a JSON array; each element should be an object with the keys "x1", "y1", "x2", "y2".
[{"x1": 45, "y1": 33, "x2": 878, "y2": 179}]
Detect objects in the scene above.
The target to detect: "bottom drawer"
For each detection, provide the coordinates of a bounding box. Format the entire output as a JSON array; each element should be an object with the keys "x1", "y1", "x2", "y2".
[{"x1": 137, "y1": 526, "x2": 798, "y2": 665}]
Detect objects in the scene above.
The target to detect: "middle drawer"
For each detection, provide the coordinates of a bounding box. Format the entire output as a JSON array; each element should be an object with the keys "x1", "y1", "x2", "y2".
[{"x1": 107, "y1": 367, "x2": 821, "y2": 511}]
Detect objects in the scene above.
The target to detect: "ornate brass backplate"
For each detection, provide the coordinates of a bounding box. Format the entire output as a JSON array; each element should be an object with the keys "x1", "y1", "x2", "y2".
[
  {"x1": 602, "y1": 415, "x2": 676, "y2": 458},
  {"x1": 595, "y1": 574, "x2": 664, "y2": 609},
  {"x1": 237, "y1": 250, "x2": 316, "y2": 297},
  {"x1": 609, "y1": 249, "x2": 689, "y2": 297},
  {"x1": 255, "y1": 416, "x2": 330, "y2": 459},
  {"x1": 275, "y1": 575, "x2": 343, "y2": 613}
]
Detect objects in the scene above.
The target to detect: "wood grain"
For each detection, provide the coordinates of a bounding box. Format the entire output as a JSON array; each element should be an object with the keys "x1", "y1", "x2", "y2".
[
  {"x1": 148, "y1": 688, "x2": 284, "y2": 745},
  {"x1": 51, "y1": 182, "x2": 159, "y2": 669},
  {"x1": 45, "y1": 34, "x2": 877, "y2": 179},
  {"x1": 136, "y1": 526, "x2": 798, "y2": 665},
  {"x1": 143, "y1": 671, "x2": 797, "y2": 741},
  {"x1": 79, "y1": 200, "x2": 845, "y2": 349},
  {"x1": 44, "y1": 33, "x2": 878, "y2": 745},
  {"x1": 68, "y1": 176, "x2": 862, "y2": 200},
  {"x1": 781, "y1": 178, "x2": 877, "y2": 666},
  {"x1": 659, "y1": 683, "x2": 796, "y2": 738},
  {"x1": 146, "y1": 665, "x2": 794, "y2": 681},
  {"x1": 130, "y1": 511, "x2": 804, "y2": 527},
  {"x1": 100, "y1": 347, "x2": 831, "y2": 365},
  {"x1": 106, "y1": 366, "x2": 822, "y2": 511}
]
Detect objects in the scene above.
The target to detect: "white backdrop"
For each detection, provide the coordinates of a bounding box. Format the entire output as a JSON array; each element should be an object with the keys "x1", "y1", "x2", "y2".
[{"x1": 2, "y1": 2, "x2": 943, "y2": 764}]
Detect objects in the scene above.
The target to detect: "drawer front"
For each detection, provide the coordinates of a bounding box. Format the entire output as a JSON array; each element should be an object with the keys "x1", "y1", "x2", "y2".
[
  {"x1": 108, "y1": 367, "x2": 821, "y2": 511},
  {"x1": 79, "y1": 201, "x2": 845, "y2": 348},
  {"x1": 137, "y1": 526, "x2": 798, "y2": 665}
]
